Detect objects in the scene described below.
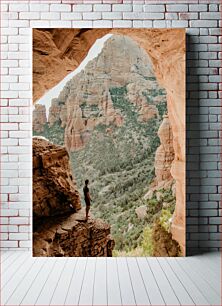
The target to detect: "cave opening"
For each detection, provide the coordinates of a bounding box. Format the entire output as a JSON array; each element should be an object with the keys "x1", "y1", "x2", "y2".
[{"x1": 33, "y1": 29, "x2": 186, "y2": 256}]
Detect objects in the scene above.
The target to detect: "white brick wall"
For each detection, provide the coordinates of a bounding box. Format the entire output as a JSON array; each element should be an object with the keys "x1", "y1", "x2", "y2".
[{"x1": 0, "y1": 0, "x2": 221, "y2": 254}]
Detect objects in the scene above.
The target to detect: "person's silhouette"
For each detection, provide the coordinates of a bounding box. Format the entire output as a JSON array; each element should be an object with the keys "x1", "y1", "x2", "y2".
[{"x1": 83, "y1": 179, "x2": 91, "y2": 221}]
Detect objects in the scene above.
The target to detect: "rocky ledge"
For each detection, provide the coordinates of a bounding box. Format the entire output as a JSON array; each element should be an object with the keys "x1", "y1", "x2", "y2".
[
  {"x1": 33, "y1": 209, "x2": 115, "y2": 257},
  {"x1": 33, "y1": 137, "x2": 114, "y2": 257}
]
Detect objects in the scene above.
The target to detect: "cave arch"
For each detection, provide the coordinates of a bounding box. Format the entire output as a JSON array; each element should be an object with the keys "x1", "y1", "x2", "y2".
[{"x1": 33, "y1": 28, "x2": 186, "y2": 255}]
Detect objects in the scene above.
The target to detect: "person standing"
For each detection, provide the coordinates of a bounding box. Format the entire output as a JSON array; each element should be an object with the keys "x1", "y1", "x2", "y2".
[{"x1": 83, "y1": 179, "x2": 91, "y2": 221}]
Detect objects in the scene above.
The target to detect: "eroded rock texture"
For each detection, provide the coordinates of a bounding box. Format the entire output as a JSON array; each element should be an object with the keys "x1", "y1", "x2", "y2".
[
  {"x1": 33, "y1": 104, "x2": 47, "y2": 133},
  {"x1": 33, "y1": 209, "x2": 114, "y2": 257},
  {"x1": 33, "y1": 35, "x2": 164, "y2": 152},
  {"x1": 33, "y1": 137, "x2": 81, "y2": 221},
  {"x1": 154, "y1": 115, "x2": 175, "y2": 187},
  {"x1": 33, "y1": 137, "x2": 114, "y2": 256},
  {"x1": 33, "y1": 29, "x2": 185, "y2": 255}
]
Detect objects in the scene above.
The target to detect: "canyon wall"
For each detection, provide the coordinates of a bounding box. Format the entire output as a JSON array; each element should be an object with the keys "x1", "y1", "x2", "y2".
[
  {"x1": 33, "y1": 137, "x2": 114, "y2": 256},
  {"x1": 33, "y1": 29, "x2": 185, "y2": 255},
  {"x1": 38, "y1": 35, "x2": 165, "y2": 152}
]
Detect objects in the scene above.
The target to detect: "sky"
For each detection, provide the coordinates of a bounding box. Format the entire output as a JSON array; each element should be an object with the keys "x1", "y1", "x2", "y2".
[{"x1": 35, "y1": 34, "x2": 113, "y2": 119}]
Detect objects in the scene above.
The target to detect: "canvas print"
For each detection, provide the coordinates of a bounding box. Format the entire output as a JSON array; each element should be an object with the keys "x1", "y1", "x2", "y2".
[{"x1": 32, "y1": 29, "x2": 186, "y2": 257}]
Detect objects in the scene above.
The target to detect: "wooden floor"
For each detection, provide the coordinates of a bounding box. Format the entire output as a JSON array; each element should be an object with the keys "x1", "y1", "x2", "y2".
[{"x1": 1, "y1": 251, "x2": 221, "y2": 306}]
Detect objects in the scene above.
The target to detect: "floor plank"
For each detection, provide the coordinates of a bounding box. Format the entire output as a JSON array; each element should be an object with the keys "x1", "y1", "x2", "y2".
[
  {"x1": 195, "y1": 252, "x2": 220, "y2": 275},
  {"x1": 2, "y1": 251, "x2": 22, "y2": 273},
  {"x1": 117, "y1": 257, "x2": 136, "y2": 305},
  {"x1": 93, "y1": 258, "x2": 107, "y2": 306},
  {"x1": 78, "y1": 258, "x2": 96, "y2": 306},
  {"x1": 157, "y1": 258, "x2": 195, "y2": 305},
  {"x1": 176, "y1": 257, "x2": 221, "y2": 305},
  {"x1": 50, "y1": 259, "x2": 78, "y2": 305},
  {"x1": 5, "y1": 258, "x2": 45, "y2": 305},
  {"x1": 107, "y1": 258, "x2": 122, "y2": 306},
  {"x1": 1, "y1": 253, "x2": 30, "y2": 289},
  {"x1": 64, "y1": 258, "x2": 87, "y2": 306},
  {"x1": 0, "y1": 251, "x2": 14, "y2": 263},
  {"x1": 1, "y1": 252, "x2": 221, "y2": 306},
  {"x1": 137, "y1": 257, "x2": 165, "y2": 305},
  {"x1": 21, "y1": 259, "x2": 55, "y2": 305},
  {"x1": 35, "y1": 259, "x2": 67, "y2": 305},
  {"x1": 147, "y1": 258, "x2": 179, "y2": 305},
  {"x1": 127, "y1": 257, "x2": 150, "y2": 305},
  {"x1": 167, "y1": 258, "x2": 210, "y2": 305},
  {"x1": 183, "y1": 256, "x2": 220, "y2": 295},
  {"x1": 1, "y1": 256, "x2": 36, "y2": 305}
]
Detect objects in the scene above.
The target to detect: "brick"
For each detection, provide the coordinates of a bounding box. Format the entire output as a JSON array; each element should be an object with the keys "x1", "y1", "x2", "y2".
[
  {"x1": 0, "y1": 218, "x2": 9, "y2": 225},
  {"x1": 1, "y1": 209, "x2": 18, "y2": 217},
  {"x1": 19, "y1": 12, "x2": 40, "y2": 20},
  {"x1": 72, "y1": 20, "x2": 93, "y2": 28},
  {"x1": 209, "y1": 28, "x2": 221, "y2": 36},
  {"x1": 133, "y1": 5, "x2": 143, "y2": 12},
  {"x1": 199, "y1": 52, "x2": 217, "y2": 60},
  {"x1": 92, "y1": 19, "x2": 114, "y2": 27},
  {"x1": 50, "y1": 4, "x2": 71, "y2": 11},
  {"x1": 200, "y1": 12, "x2": 221, "y2": 19},
  {"x1": 94, "y1": 4, "x2": 111, "y2": 11},
  {"x1": 113, "y1": 20, "x2": 132, "y2": 27},
  {"x1": 9, "y1": 4, "x2": 29, "y2": 12},
  {"x1": 112, "y1": 4, "x2": 132, "y2": 11},
  {"x1": 73, "y1": 4, "x2": 92, "y2": 12},
  {"x1": 41, "y1": 12, "x2": 60, "y2": 20},
  {"x1": 102, "y1": 12, "x2": 122, "y2": 19},
  {"x1": 9, "y1": 233, "x2": 29, "y2": 240},
  {"x1": 1, "y1": 241, "x2": 18, "y2": 248},
  {"x1": 50, "y1": 21, "x2": 72, "y2": 28},
  {"x1": 209, "y1": 4, "x2": 219, "y2": 12},
  {"x1": 19, "y1": 241, "x2": 31, "y2": 248},
  {"x1": 123, "y1": 12, "x2": 164, "y2": 19},
  {"x1": 19, "y1": 210, "x2": 30, "y2": 217},
  {"x1": 153, "y1": 20, "x2": 171, "y2": 28},
  {"x1": 83, "y1": 12, "x2": 101, "y2": 19},
  {"x1": 210, "y1": 217, "x2": 222, "y2": 225},
  {"x1": 29, "y1": 4, "x2": 49, "y2": 12},
  {"x1": 9, "y1": 217, "x2": 29, "y2": 225},
  {"x1": 172, "y1": 20, "x2": 188, "y2": 28},
  {"x1": 30, "y1": 21, "x2": 50, "y2": 28},
  {"x1": 179, "y1": 12, "x2": 198, "y2": 20},
  {"x1": 165, "y1": 13, "x2": 178, "y2": 20},
  {"x1": 143, "y1": 21, "x2": 152, "y2": 28},
  {"x1": 209, "y1": 60, "x2": 221, "y2": 68},
  {"x1": 190, "y1": 20, "x2": 218, "y2": 28},
  {"x1": 19, "y1": 226, "x2": 30, "y2": 233},
  {"x1": 189, "y1": 4, "x2": 207, "y2": 11},
  {"x1": 143, "y1": 5, "x2": 165, "y2": 12},
  {"x1": 133, "y1": 20, "x2": 143, "y2": 28},
  {"x1": 9, "y1": 115, "x2": 29, "y2": 123},
  {"x1": 208, "y1": 44, "x2": 221, "y2": 52},
  {"x1": 61, "y1": 12, "x2": 82, "y2": 20},
  {"x1": 166, "y1": 4, "x2": 188, "y2": 12},
  {"x1": 191, "y1": 233, "x2": 209, "y2": 240}
]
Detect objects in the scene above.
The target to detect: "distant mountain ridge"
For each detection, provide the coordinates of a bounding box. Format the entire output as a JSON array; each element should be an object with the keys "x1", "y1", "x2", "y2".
[{"x1": 33, "y1": 35, "x2": 166, "y2": 152}]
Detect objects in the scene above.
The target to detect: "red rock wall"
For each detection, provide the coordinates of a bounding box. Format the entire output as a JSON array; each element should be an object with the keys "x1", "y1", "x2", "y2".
[
  {"x1": 33, "y1": 137, "x2": 114, "y2": 257},
  {"x1": 33, "y1": 137, "x2": 81, "y2": 223},
  {"x1": 33, "y1": 29, "x2": 186, "y2": 255}
]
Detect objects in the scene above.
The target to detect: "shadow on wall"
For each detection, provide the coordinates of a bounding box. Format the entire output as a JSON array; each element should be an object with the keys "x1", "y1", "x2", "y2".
[{"x1": 186, "y1": 34, "x2": 200, "y2": 256}]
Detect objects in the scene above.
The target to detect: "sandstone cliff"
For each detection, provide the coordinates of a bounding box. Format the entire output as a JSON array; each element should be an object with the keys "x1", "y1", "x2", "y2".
[
  {"x1": 154, "y1": 115, "x2": 175, "y2": 189},
  {"x1": 35, "y1": 35, "x2": 165, "y2": 152},
  {"x1": 33, "y1": 29, "x2": 185, "y2": 255},
  {"x1": 33, "y1": 137, "x2": 81, "y2": 223},
  {"x1": 33, "y1": 137, "x2": 114, "y2": 257},
  {"x1": 33, "y1": 104, "x2": 47, "y2": 133},
  {"x1": 33, "y1": 208, "x2": 114, "y2": 257}
]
